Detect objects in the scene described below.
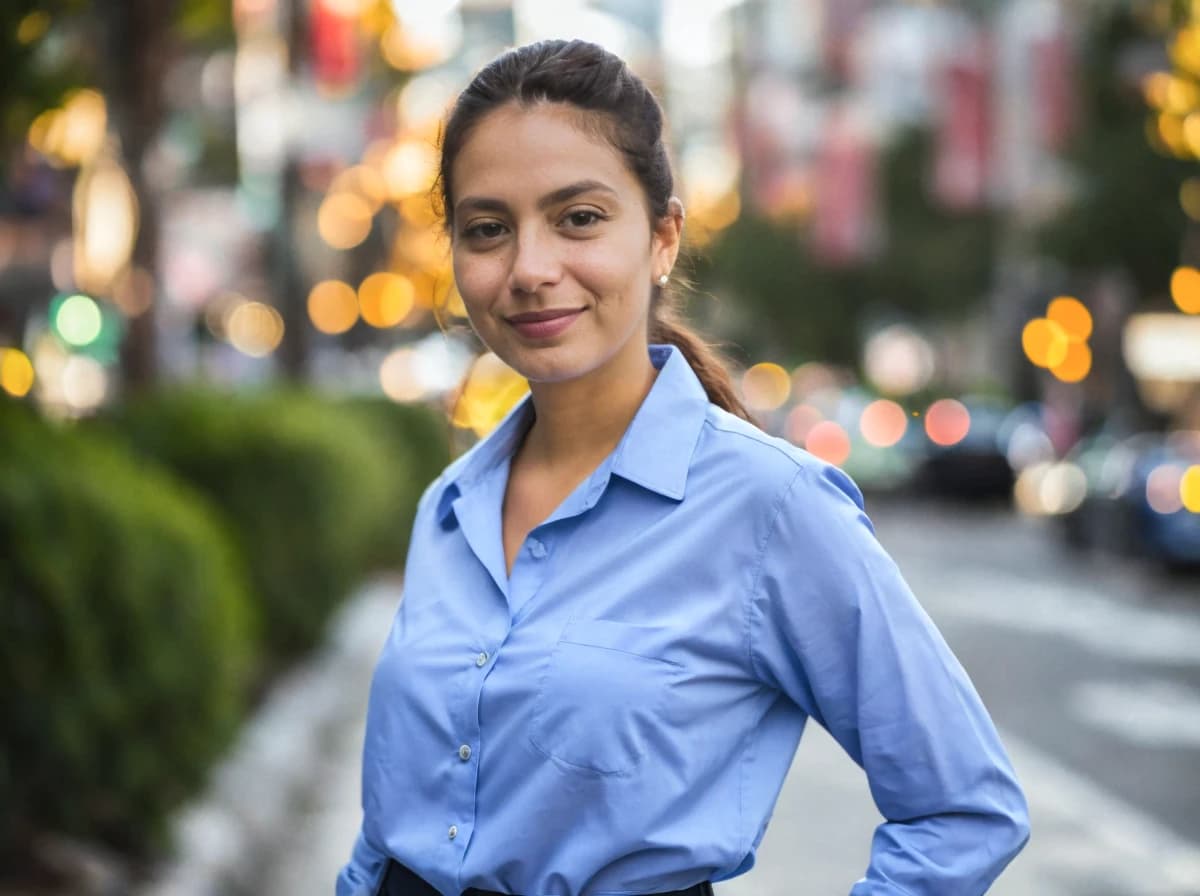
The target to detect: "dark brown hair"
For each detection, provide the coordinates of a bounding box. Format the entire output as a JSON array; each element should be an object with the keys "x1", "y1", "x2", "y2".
[{"x1": 436, "y1": 38, "x2": 753, "y2": 422}]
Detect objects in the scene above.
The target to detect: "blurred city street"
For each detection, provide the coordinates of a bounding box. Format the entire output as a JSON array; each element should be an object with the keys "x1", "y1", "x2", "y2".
[{"x1": 260, "y1": 499, "x2": 1200, "y2": 896}]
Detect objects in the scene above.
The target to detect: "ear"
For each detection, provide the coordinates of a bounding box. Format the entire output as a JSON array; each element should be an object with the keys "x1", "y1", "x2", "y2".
[{"x1": 651, "y1": 196, "x2": 685, "y2": 275}]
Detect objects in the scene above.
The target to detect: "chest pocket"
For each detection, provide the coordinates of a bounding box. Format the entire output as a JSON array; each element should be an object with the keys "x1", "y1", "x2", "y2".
[{"x1": 529, "y1": 618, "x2": 683, "y2": 777}]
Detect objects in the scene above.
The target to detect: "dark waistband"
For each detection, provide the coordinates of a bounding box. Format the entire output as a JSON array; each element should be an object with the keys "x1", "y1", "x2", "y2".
[{"x1": 378, "y1": 859, "x2": 714, "y2": 896}]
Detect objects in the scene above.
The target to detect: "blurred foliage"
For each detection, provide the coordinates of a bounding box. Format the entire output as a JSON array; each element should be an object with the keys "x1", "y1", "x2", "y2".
[
  {"x1": 700, "y1": 127, "x2": 996, "y2": 366},
  {"x1": 96, "y1": 391, "x2": 399, "y2": 663},
  {"x1": 1036, "y1": 4, "x2": 1192, "y2": 299},
  {"x1": 0, "y1": 2, "x2": 93, "y2": 167},
  {"x1": 342, "y1": 396, "x2": 453, "y2": 567},
  {"x1": 0, "y1": 398, "x2": 255, "y2": 861}
]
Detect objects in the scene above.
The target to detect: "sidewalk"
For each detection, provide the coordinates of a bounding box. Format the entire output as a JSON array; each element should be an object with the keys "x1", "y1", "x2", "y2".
[{"x1": 257, "y1": 586, "x2": 1200, "y2": 896}]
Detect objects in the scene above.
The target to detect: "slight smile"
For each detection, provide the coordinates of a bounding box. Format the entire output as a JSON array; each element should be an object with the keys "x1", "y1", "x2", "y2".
[{"x1": 504, "y1": 308, "x2": 586, "y2": 340}]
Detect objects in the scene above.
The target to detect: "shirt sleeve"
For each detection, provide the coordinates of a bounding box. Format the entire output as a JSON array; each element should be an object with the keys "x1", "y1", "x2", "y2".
[
  {"x1": 748, "y1": 462, "x2": 1031, "y2": 895},
  {"x1": 335, "y1": 826, "x2": 388, "y2": 896}
]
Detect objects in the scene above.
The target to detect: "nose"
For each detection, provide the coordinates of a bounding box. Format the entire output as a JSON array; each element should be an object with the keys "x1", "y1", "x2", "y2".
[{"x1": 508, "y1": 226, "x2": 562, "y2": 295}]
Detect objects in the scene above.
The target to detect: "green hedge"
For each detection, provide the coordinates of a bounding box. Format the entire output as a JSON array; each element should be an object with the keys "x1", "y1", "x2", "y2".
[
  {"x1": 0, "y1": 399, "x2": 255, "y2": 858},
  {"x1": 97, "y1": 390, "x2": 448, "y2": 663},
  {"x1": 340, "y1": 395, "x2": 451, "y2": 568}
]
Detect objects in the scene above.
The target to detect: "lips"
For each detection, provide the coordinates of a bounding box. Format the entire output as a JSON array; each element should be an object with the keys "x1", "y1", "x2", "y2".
[
  {"x1": 504, "y1": 307, "x2": 586, "y2": 340},
  {"x1": 505, "y1": 308, "x2": 586, "y2": 324}
]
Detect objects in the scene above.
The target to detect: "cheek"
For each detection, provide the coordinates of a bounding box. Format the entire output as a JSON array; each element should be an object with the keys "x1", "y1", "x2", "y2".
[{"x1": 453, "y1": 253, "x2": 506, "y2": 312}]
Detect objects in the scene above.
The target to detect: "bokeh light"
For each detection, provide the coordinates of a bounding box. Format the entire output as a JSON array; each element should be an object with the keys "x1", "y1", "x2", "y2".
[
  {"x1": 227, "y1": 301, "x2": 284, "y2": 357},
  {"x1": 924, "y1": 399, "x2": 971, "y2": 447},
  {"x1": 859, "y1": 399, "x2": 908, "y2": 448},
  {"x1": 785, "y1": 404, "x2": 823, "y2": 446},
  {"x1": 1014, "y1": 461, "x2": 1088, "y2": 517},
  {"x1": 1050, "y1": 341, "x2": 1093, "y2": 383},
  {"x1": 1147, "y1": 464, "x2": 1185, "y2": 514},
  {"x1": 0, "y1": 348, "x2": 35, "y2": 398},
  {"x1": 741, "y1": 362, "x2": 791, "y2": 411},
  {"x1": 308, "y1": 280, "x2": 359, "y2": 334},
  {"x1": 1182, "y1": 466, "x2": 1200, "y2": 513},
  {"x1": 359, "y1": 272, "x2": 415, "y2": 328},
  {"x1": 55, "y1": 294, "x2": 103, "y2": 347},
  {"x1": 318, "y1": 192, "x2": 373, "y2": 249},
  {"x1": 1171, "y1": 265, "x2": 1200, "y2": 313},
  {"x1": 863, "y1": 325, "x2": 936, "y2": 396},
  {"x1": 1181, "y1": 177, "x2": 1200, "y2": 221},
  {"x1": 805, "y1": 420, "x2": 851, "y2": 466},
  {"x1": 452, "y1": 352, "x2": 529, "y2": 437},
  {"x1": 380, "y1": 347, "x2": 424, "y2": 402},
  {"x1": 1022, "y1": 318, "x2": 1070, "y2": 368},
  {"x1": 381, "y1": 139, "x2": 438, "y2": 199},
  {"x1": 73, "y1": 156, "x2": 139, "y2": 294},
  {"x1": 61, "y1": 355, "x2": 108, "y2": 412},
  {"x1": 1046, "y1": 296, "x2": 1093, "y2": 342}
]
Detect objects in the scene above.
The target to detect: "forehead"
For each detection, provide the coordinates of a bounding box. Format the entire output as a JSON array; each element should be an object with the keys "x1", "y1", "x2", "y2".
[{"x1": 451, "y1": 102, "x2": 641, "y2": 206}]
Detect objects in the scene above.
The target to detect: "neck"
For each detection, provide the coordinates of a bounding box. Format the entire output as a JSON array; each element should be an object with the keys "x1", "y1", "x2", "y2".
[{"x1": 518, "y1": 339, "x2": 658, "y2": 474}]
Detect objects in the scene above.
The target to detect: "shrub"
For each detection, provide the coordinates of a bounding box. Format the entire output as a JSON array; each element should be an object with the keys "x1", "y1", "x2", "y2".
[
  {"x1": 99, "y1": 390, "x2": 405, "y2": 662},
  {"x1": 0, "y1": 399, "x2": 255, "y2": 860}
]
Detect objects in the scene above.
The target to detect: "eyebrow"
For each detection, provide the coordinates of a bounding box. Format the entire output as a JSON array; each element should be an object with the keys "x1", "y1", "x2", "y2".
[{"x1": 455, "y1": 179, "x2": 618, "y2": 218}]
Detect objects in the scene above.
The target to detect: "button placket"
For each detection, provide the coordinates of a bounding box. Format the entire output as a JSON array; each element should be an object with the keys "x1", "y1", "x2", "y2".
[
  {"x1": 458, "y1": 744, "x2": 471, "y2": 761},
  {"x1": 475, "y1": 651, "x2": 489, "y2": 667},
  {"x1": 448, "y1": 824, "x2": 458, "y2": 840}
]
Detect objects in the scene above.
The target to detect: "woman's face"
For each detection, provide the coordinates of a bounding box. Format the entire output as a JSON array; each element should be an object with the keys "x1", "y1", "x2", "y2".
[{"x1": 449, "y1": 102, "x2": 680, "y2": 384}]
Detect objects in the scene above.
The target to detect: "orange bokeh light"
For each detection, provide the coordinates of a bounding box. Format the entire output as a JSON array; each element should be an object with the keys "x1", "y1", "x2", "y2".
[
  {"x1": 859, "y1": 399, "x2": 908, "y2": 448},
  {"x1": 1046, "y1": 296, "x2": 1093, "y2": 343},
  {"x1": 805, "y1": 421, "x2": 851, "y2": 466},
  {"x1": 925, "y1": 399, "x2": 971, "y2": 447},
  {"x1": 1022, "y1": 318, "x2": 1070, "y2": 368},
  {"x1": 1050, "y1": 341, "x2": 1092, "y2": 383}
]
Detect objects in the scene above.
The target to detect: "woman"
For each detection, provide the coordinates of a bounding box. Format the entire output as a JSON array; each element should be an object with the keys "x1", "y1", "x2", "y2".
[{"x1": 337, "y1": 39, "x2": 1029, "y2": 896}]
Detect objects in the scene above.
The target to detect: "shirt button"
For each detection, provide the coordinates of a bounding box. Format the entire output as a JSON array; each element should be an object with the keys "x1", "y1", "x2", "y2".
[
  {"x1": 448, "y1": 824, "x2": 458, "y2": 840},
  {"x1": 458, "y1": 744, "x2": 472, "y2": 761},
  {"x1": 528, "y1": 538, "x2": 547, "y2": 559},
  {"x1": 475, "y1": 651, "x2": 489, "y2": 667}
]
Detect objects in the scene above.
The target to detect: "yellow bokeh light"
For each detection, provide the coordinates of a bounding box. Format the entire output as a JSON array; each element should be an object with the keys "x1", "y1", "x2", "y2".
[
  {"x1": 1050, "y1": 341, "x2": 1092, "y2": 383},
  {"x1": 1022, "y1": 318, "x2": 1070, "y2": 368},
  {"x1": 1159, "y1": 113, "x2": 1190, "y2": 157},
  {"x1": 17, "y1": 11, "x2": 51, "y2": 45},
  {"x1": 381, "y1": 139, "x2": 438, "y2": 199},
  {"x1": 1166, "y1": 73, "x2": 1200, "y2": 115},
  {"x1": 317, "y1": 192, "x2": 373, "y2": 249},
  {"x1": 359, "y1": 272, "x2": 415, "y2": 328},
  {"x1": 73, "y1": 155, "x2": 139, "y2": 294},
  {"x1": 1046, "y1": 296, "x2": 1092, "y2": 343},
  {"x1": 1172, "y1": 27, "x2": 1200, "y2": 79},
  {"x1": 741, "y1": 362, "x2": 791, "y2": 411},
  {"x1": 308, "y1": 280, "x2": 359, "y2": 334},
  {"x1": 1183, "y1": 178, "x2": 1200, "y2": 221},
  {"x1": 329, "y1": 164, "x2": 387, "y2": 215},
  {"x1": 452, "y1": 352, "x2": 529, "y2": 437},
  {"x1": 925, "y1": 399, "x2": 971, "y2": 447},
  {"x1": 227, "y1": 301, "x2": 284, "y2": 357},
  {"x1": 380, "y1": 23, "x2": 449, "y2": 72},
  {"x1": 0, "y1": 348, "x2": 35, "y2": 397},
  {"x1": 1171, "y1": 266, "x2": 1200, "y2": 313},
  {"x1": 1182, "y1": 465, "x2": 1200, "y2": 513},
  {"x1": 805, "y1": 421, "x2": 851, "y2": 466},
  {"x1": 1144, "y1": 71, "x2": 1173, "y2": 110},
  {"x1": 859, "y1": 400, "x2": 908, "y2": 448}
]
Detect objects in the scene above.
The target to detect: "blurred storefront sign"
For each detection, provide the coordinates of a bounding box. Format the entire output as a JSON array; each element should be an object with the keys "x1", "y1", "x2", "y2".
[
  {"x1": 812, "y1": 104, "x2": 879, "y2": 266},
  {"x1": 1123, "y1": 313, "x2": 1200, "y2": 414},
  {"x1": 934, "y1": 27, "x2": 993, "y2": 210}
]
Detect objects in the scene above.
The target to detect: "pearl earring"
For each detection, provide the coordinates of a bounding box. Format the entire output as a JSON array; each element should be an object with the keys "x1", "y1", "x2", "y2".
[{"x1": 657, "y1": 274, "x2": 669, "y2": 287}]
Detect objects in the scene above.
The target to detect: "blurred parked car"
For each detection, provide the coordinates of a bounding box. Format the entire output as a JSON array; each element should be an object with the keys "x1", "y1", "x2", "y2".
[
  {"x1": 1053, "y1": 430, "x2": 1200, "y2": 570},
  {"x1": 911, "y1": 396, "x2": 1016, "y2": 501}
]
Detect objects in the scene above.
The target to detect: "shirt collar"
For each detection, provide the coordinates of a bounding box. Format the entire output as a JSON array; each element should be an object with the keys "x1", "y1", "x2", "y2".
[{"x1": 435, "y1": 344, "x2": 711, "y2": 524}]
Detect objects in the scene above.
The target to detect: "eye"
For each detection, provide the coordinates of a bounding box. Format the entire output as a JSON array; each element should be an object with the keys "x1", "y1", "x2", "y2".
[
  {"x1": 562, "y1": 209, "x2": 605, "y2": 229},
  {"x1": 463, "y1": 220, "x2": 506, "y2": 241}
]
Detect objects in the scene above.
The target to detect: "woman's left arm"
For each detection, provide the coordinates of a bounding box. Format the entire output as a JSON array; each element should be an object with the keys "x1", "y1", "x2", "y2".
[{"x1": 749, "y1": 462, "x2": 1031, "y2": 896}]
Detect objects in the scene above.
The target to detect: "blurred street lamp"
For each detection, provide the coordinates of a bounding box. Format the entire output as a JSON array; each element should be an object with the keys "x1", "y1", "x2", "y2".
[{"x1": 72, "y1": 153, "x2": 139, "y2": 296}]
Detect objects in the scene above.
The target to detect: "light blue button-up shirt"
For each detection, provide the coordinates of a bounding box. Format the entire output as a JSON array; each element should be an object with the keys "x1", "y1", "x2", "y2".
[{"x1": 337, "y1": 344, "x2": 1030, "y2": 896}]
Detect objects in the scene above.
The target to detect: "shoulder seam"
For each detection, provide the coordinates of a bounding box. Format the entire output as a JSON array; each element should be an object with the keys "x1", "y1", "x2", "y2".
[
  {"x1": 701, "y1": 415, "x2": 809, "y2": 469},
  {"x1": 744, "y1": 463, "x2": 810, "y2": 682}
]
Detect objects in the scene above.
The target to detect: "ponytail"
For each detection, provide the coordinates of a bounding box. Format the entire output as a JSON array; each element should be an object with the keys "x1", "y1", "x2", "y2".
[{"x1": 649, "y1": 291, "x2": 755, "y2": 425}]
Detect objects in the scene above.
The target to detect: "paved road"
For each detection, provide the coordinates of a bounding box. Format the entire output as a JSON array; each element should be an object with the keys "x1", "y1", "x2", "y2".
[{"x1": 265, "y1": 499, "x2": 1200, "y2": 896}]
